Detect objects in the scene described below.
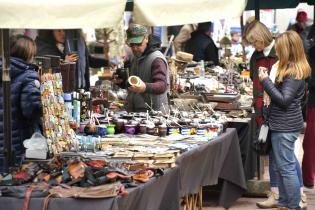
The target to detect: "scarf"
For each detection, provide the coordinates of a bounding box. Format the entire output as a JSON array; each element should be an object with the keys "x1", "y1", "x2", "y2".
[{"x1": 65, "y1": 30, "x2": 87, "y2": 89}]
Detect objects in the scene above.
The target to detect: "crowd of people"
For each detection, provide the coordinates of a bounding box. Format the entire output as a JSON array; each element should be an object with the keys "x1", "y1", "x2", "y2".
[{"x1": 242, "y1": 11, "x2": 315, "y2": 210}]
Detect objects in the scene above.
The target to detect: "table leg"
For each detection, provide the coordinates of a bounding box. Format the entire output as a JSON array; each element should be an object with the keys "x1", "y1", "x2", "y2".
[{"x1": 197, "y1": 186, "x2": 203, "y2": 210}]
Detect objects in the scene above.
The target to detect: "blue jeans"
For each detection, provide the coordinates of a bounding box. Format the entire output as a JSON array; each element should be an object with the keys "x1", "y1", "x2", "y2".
[
  {"x1": 271, "y1": 131, "x2": 301, "y2": 210},
  {"x1": 269, "y1": 151, "x2": 303, "y2": 188}
]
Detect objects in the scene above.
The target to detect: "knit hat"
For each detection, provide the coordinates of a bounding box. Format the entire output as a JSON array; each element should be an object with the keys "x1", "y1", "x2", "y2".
[{"x1": 296, "y1": 11, "x2": 308, "y2": 23}]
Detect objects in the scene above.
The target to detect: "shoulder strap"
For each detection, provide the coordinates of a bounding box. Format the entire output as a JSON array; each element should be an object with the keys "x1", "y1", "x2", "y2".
[{"x1": 23, "y1": 186, "x2": 33, "y2": 210}]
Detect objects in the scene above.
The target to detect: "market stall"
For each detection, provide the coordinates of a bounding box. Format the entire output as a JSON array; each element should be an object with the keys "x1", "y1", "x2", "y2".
[
  {"x1": 133, "y1": 0, "x2": 246, "y2": 26},
  {"x1": 0, "y1": 0, "x2": 126, "y2": 29},
  {"x1": 0, "y1": 1, "x2": 249, "y2": 210}
]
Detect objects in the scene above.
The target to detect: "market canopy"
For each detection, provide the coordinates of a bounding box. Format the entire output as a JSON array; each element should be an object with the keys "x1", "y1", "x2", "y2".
[
  {"x1": 246, "y1": 0, "x2": 299, "y2": 10},
  {"x1": 245, "y1": 0, "x2": 314, "y2": 10},
  {"x1": 132, "y1": 0, "x2": 247, "y2": 26},
  {"x1": 0, "y1": 0, "x2": 126, "y2": 29}
]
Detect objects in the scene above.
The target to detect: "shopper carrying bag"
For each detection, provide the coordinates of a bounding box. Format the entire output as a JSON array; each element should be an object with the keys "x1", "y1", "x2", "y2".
[{"x1": 258, "y1": 31, "x2": 311, "y2": 210}]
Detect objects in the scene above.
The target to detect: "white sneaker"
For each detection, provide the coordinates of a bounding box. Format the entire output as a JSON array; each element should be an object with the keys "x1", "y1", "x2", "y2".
[
  {"x1": 256, "y1": 191, "x2": 279, "y2": 209},
  {"x1": 300, "y1": 193, "x2": 307, "y2": 210}
]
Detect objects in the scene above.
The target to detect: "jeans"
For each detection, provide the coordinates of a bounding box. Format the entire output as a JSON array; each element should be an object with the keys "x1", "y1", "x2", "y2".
[
  {"x1": 269, "y1": 148, "x2": 303, "y2": 188},
  {"x1": 271, "y1": 131, "x2": 301, "y2": 210}
]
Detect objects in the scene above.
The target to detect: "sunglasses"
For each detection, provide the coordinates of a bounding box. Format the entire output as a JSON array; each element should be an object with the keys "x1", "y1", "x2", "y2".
[{"x1": 128, "y1": 42, "x2": 143, "y2": 47}]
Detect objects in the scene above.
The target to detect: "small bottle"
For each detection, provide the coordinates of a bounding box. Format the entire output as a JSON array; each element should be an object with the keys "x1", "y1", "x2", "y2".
[
  {"x1": 72, "y1": 92, "x2": 81, "y2": 125},
  {"x1": 79, "y1": 89, "x2": 88, "y2": 122},
  {"x1": 200, "y1": 60, "x2": 205, "y2": 79},
  {"x1": 64, "y1": 93, "x2": 73, "y2": 121}
]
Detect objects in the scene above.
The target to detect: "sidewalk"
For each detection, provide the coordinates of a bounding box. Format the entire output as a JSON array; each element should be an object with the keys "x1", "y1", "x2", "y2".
[
  {"x1": 203, "y1": 189, "x2": 315, "y2": 209},
  {"x1": 203, "y1": 134, "x2": 315, "y2": 209}
]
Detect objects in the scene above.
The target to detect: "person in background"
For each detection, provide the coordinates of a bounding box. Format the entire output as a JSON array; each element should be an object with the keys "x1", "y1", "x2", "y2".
[
  {"x1": 288, "y1": 10, "x2": 311, "y2": 53},
  {"x1": 36, "y1": 30, "x2": 77, "y2": 62},
  {"x1": 302, "y1": 24, "x2": 315, "y2": 189},
  {"x1": 230, "y1": 31, "x2": 243, "y2": 56},
  {"x1": 243, "y1": 20, "x2": 306, "y2": 209},
  {"x1": 0, "y1": 35, "x2": 42, "y2": 172},
  {"x1": 35, "y1": 29, "x2": 109, "y2": 90},
  {"x1": 173, "y1": 24, "x2": 197, "y2": 53},
  {"x1": 185, "y1": 22, "x2": 218, "y2": 65},
  {"x1": 116, "y1": 24, "x2": 169, "y2": 114},
  {"x1": 288, "y1": 10, "x2": 310, "y2": 125},
  {"x1": 259, "y1": 31, "x2": 310, "y2": 210}
]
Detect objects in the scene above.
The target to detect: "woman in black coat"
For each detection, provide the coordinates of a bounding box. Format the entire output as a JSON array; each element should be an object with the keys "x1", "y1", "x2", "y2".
[
  {"x1": 259, "y1": 31, "x2": 311, "y2": 210},
  {"x1": 0, "y1": 35, "x2": 42, "y2": 172}
]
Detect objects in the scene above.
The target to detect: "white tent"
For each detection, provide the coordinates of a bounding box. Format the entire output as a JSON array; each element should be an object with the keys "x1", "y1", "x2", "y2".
[
  {"x1": 0, "y1": 0, "x2": 126, "y2": 29},
  {"x1": 133, "y1": 0, "x2": 247, "y2": 26}
]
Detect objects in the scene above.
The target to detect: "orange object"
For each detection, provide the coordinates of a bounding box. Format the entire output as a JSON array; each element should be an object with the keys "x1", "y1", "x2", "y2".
[{"x1": 241, "y1": 71, "x2": 250, "y2": 77}]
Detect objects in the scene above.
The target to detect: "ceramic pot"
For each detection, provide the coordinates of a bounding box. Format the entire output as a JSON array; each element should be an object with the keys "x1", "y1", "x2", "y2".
[
  {"x1": 139, "y1": 124, "x2": 147, "y2": 134},
  {"x1": 84, "y1": 123, "x2": 97, "y2": 135},
  {"x1": 106, "y1": 124, "x2": 115, "y2": 135},
  {"x1": 146, "y1": 126, "x2": 156, "y2": 135},
  {"x1": 97, "y1": 125, "x2": 107, "y2": 137},
  {"x1": 125, "y1": 124, "x2": 136, "y2": 135},
  {"x1": 115, "y1": 119, "x2": 126, "y2": 133},
  {"x1": 159, "y1": 125, "x2": 167, "y2": 137}
]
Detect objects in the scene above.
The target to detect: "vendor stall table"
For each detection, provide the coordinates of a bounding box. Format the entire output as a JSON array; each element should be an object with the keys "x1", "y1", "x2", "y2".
[
  {"x1": 227, "y1": 114, "x2": 257, "y2": 180},
  {"x1": 0, "y1": 129, "x2": 246, "y2": 210},
  {"x1": 0, "y1": 168, "x2": 180, "y2": 210},
  {"x1": 177, "y1": 128, "x2": 247, "y2": 209}
]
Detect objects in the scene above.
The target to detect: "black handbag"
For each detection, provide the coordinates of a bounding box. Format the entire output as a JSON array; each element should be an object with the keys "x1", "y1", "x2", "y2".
[{"x1": 252, "y1": 105, "x2": 272, "y2": 155}]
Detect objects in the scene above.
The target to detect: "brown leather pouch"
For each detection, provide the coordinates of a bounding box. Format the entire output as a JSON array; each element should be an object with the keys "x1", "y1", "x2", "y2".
[
  {"x1": 49, "y1": 182, "x2": 126, "y2": 198},
  {"x1": 68, "y1": 161, "x2": 86, "y2": 180},
  {"x1": 132, "y1": 171, "x2": 150, "y2": 183}
]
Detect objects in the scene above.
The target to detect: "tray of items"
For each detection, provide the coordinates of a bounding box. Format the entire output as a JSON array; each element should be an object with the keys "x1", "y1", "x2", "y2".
[{"x1": 202, "y1": 92, "x2": 240, "y2": 103}]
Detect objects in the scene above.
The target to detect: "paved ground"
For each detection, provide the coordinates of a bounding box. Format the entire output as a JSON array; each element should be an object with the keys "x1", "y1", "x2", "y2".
[
  {"x1": 203, "y1": 188, "x2": 315, "y2": 209},
  {"x1": 201, "y1": 134, "x2": 315, "y2": 210}
]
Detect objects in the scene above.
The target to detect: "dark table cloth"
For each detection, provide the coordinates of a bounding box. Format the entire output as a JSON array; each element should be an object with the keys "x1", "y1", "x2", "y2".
[
  {"x1": 116, "y1": 167, "x2": 180, "y2": 210},
  {"x1": 176, "y1": 128, "x2": 247, "y2": 209},
  {"x1": 0, "y1": 129, "x2": 245, "y2": 210},
  {"x1": 228, "y1": 115, "x2": 257, "y2": 180},
  {"x1": 0, "y1": 168, "x2": 180, "y2": 210}
]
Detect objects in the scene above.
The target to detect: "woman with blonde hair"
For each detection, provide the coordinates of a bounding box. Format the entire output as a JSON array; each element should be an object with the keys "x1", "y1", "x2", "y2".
[
  {"x1": 244, "y1": 20, "x2": 280, "y2": 208},
  {"x1": 259, "y1": 30, "x2": 311, "y2": 210},
  {"x1": 243, "y1": 20, "x2": 276, "y2": 130}
]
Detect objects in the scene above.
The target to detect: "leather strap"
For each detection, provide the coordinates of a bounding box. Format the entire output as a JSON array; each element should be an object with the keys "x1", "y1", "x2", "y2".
[
  {"x1": 22, "y1": 186, "x2": 33, "y2": 210},
  {"x1": 42, "y1": 194, "x2": 54, "y2": 210}
]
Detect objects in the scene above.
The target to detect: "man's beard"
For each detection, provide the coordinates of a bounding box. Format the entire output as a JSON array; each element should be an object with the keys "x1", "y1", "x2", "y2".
[{"x1": 133, "y1": 52, "x2": 142, "y2": 57}]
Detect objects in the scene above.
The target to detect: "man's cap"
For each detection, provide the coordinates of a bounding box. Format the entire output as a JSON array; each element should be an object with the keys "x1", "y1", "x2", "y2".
[{"x1": 127, "y1": 24, "x2": 148, "y2": 44}]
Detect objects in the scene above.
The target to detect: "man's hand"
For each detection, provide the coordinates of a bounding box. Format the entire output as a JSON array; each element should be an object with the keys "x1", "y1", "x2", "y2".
[{"x1": 128, "y1": 78, "x2": 146, "y2": 93}]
